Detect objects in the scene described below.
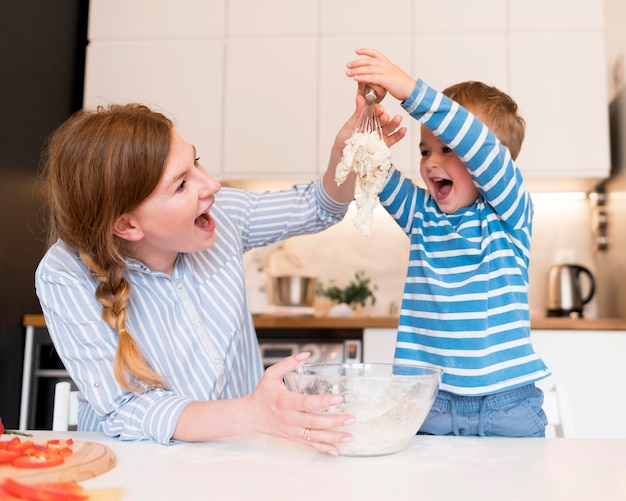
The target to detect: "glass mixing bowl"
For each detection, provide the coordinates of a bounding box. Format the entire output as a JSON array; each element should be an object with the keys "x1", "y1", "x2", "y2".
[{"x1": 284, "y1": 362, "x2": 442, "y2": 457}]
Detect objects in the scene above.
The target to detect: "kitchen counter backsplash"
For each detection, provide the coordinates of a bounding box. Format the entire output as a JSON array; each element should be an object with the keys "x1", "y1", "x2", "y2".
[{"x1": 244, "y1": 194, "x2": 611, "y2": 319}]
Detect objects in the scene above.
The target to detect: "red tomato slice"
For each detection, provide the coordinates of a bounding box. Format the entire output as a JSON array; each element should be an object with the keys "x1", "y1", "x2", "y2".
[
  {"x1": 2, "y1": 437, "x2": 21, "y2": 451},
  {"x1": 10, "y1": 454, "x2": 65, "y2": 469},
  {"x1": 1, "y1": 479, "x2": 88, "y2": 501},
  {"x1": 0, "y1": 450, "x2": 19, "y2": 464}
]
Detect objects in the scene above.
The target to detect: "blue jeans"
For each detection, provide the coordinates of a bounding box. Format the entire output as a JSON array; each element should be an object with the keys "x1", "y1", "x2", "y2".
[{"x1": 418, "y1": 384, "x2": 547, "y2": 437}]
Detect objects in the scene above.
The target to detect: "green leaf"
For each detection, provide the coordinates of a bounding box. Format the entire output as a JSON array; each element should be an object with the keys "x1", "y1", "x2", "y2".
[{"x1": 316, "y1": 271, "x2": 377, "y2": 307}]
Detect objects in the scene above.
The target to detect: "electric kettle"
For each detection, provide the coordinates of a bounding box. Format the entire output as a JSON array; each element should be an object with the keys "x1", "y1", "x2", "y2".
[{"x1": 546, "y1": 264, "x2": 595, "y2": 318}]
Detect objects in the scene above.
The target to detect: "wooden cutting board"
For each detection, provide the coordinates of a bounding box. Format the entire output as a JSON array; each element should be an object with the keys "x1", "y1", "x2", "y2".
[{"x1": 0, "y1": 440, "x2": 116, "y2": 484}]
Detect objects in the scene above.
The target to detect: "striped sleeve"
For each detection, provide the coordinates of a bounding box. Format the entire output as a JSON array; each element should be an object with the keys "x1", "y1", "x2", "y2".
[{"x1": 404, "y1": 79, "x2": 533, "y2": 234}]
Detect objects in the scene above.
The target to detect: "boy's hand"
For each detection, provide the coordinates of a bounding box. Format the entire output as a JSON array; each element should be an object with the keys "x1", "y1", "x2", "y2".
[
  {"x1": 346, "y1": 48, "x2": 416, "y2": 102},
  {"x1": 358, "y1": 82, "x2": 386, "y2": 103}
]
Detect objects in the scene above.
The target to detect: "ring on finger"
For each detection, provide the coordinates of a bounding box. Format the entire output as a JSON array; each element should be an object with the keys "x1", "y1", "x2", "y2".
[{"x1": 303, "y1": 428, "x2": 312, "y2": 441}]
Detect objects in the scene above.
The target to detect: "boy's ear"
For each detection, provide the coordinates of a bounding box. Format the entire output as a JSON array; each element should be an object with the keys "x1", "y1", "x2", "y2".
[{"x1": 112, "y1": 214, "x2": 143, "y2": 241}]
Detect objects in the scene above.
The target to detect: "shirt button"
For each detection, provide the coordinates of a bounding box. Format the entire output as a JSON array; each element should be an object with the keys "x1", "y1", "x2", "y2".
[
  {"x1": 214, "y1": 358, "x2": 223, "y2": 366},
  {"x1": 195, "y1": 320, "x2": 202, "y2": 327},
  {"x1": 176, "y1": 283, "x2": 183, "y2": 289},
  {"x1": 93, "y1": 381, "x2": 102, "y2": 389}
]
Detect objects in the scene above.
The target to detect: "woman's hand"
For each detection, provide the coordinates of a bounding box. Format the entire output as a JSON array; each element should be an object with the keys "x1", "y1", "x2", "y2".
[
  {"x1": 333, "y1": 92, "x2": 407, "y2": 153},
  {"x1": 247, "y1": 352, "x2": 355, "y2": 456},
  {"x1": 323, "y1": 91, "x2": 406, "y2": 203},
  {"x1": 346, "y1": 48, "x2": 416, "y2": 102}
]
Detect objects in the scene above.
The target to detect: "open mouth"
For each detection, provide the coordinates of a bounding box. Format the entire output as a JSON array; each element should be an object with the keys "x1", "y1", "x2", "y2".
[
  {"x1": 195, "y1": 212, "x2": 213, "y2": 230},
  {"x1": 432, "y1": 177, "x2": 453, "y2": 198}
]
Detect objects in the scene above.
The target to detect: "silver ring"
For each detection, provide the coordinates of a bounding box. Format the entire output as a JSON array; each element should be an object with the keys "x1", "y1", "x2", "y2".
[{"x1": 303, "y1": 428, "x2": 312, "y2": 441}]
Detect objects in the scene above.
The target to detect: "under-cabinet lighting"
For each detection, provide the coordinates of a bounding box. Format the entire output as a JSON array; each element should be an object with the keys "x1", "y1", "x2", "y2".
[{"x1": 530, "y1": 192, "x2": 587, "y2": 201}]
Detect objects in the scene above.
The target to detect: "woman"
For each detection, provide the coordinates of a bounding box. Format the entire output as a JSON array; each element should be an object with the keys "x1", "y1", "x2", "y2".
[{"x1": 35, "y1": 94, "x2": 405, "y2": 455}]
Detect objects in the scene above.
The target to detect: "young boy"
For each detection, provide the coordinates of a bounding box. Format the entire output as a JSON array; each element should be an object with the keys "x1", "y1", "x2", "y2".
[{"x1": 346, "y1": 48, "x2": 550, "y2": 436}]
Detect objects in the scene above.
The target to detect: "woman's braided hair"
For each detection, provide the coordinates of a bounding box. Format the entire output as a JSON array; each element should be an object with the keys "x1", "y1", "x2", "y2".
[{"x1": 41, "y1": 103, "x2": 173, "y2": 391}]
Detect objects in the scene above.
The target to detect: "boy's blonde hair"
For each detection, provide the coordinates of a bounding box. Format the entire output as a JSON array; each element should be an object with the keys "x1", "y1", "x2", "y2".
[{"x1": 443, "y1": 81, "x2": 525, "y2": 160}]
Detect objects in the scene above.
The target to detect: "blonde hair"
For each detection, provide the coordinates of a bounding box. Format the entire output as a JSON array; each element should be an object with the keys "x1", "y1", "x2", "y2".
[
  {"x1": 41, "y1": 103, "x2": 173, "y2": 392},
  {"x1": 443, "y1": 81, "x2": 525, "y2": 160}
]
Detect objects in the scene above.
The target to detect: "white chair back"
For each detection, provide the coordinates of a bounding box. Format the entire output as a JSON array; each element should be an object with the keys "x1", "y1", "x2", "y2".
[
  {"x1": 542, "y1": 383, "x2": 575, "y2": 438},
  {"x1": 52, "y1": 381, "x2": 79, "y2": 431}
]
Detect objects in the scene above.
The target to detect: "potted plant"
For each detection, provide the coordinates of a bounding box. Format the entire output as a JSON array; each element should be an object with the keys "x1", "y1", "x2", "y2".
[{"x1": 316, "y1": 271, "x2": 377, "y2": 316}]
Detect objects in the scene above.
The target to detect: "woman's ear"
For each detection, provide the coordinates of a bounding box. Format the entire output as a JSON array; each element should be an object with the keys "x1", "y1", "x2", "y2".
[{"x1": 112, "y1": 214, "x2": 143, "y2": 241}]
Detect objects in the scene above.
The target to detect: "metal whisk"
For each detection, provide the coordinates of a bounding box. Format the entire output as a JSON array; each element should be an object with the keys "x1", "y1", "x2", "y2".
[{"x1": 354, "y1": 86, "x2": 383, "y2": 139}]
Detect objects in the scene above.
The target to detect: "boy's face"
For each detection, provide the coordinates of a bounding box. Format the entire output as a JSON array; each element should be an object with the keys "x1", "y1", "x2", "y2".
[{"x1": 419, "y1": 125, "x2": 479, "y2": 214}]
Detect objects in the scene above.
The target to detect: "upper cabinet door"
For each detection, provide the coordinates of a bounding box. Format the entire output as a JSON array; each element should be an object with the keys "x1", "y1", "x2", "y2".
[
  {"x1": 88, "y1": 0, "x2": 225, "y2": 39},
  {"x1": 509, "y1": 31, "x2": 610, "y2": 179},
  {"x1": 84, "y1": 40, "x2": 225, "y2": 179},
  {"x1": 84, "y1": 0, "x2": 611, "y2": 183},
  {"x1": 222, "y1": 38, "x2": 318, "y2": 180},
  {"x1": 508, "y1": 0, "x2": 604, "y2": 31}
]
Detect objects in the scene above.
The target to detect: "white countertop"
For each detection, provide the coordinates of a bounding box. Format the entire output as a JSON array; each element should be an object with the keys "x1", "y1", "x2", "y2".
[{"x1": 38, "y1": 431, "x2": 626, "y2": 501}]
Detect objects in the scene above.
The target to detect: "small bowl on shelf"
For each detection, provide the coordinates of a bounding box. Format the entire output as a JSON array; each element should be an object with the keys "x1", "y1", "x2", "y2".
[{"x1": 284, "y1": 362, "x2": 442, "y2": 457}]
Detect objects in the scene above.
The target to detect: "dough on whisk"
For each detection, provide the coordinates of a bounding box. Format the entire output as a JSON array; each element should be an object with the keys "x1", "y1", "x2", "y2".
[{"x1": 336, "y1": 131, "x2": 391, "y2": 237}]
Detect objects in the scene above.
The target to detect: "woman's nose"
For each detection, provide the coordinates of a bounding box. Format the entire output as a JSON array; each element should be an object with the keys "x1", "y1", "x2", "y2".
[{"x1": 198, "y1": 171, "x2": 221, "y2": 198}]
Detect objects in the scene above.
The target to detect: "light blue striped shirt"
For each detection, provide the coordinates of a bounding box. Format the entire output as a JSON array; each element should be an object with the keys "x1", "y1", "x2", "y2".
[
  {"x1": 380, "y1": 79, "x2": 550, "y2": 395},
  {"x1": 35, "y1": 179, "x2": 349, "y2": 444}
]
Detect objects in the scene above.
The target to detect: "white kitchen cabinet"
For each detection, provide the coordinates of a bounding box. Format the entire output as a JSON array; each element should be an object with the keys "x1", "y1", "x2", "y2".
[
  {"x1": 88, "y1": 0, "x2": 225, "y2": 39},
  {"x1": 509, "y1": 31, "x2": 610, "y2": 180},
  {"x1": 222, "y1": 38, "x2": 318, "y2": 180},
  {"x1": 414, "y1": 0, "x2": 506, "y2": 34},
  {"x1": 228, "y1": 0, "x2": 317, "y2": 36},
  {"x1": 506, "y1": 0, "x2": 609, "y2": 180},
  {"x1": 319, "y1": 0, "x2": 412, "y2": 35},
  {"x1": 508, "y1": 0, "x2": 604, "y2": 31},
  {"x1": 84, "y1": 40, "x2": 224, "y2": 179},
  {"x1": 410, "y1": 0, "x2": 609, "y2": 182},
  {"x1": 364, "y1": 327, "x2": 626, "y2": 439},
  {"x1": 413, "y1": 34, "x2": 508, "y2": 93},
  {"x1": 84, "y1": 0, "x2": 611, "y2": 182},
  {"x1": 411, "y1": 0, "x2": 507, "y2": 90}
]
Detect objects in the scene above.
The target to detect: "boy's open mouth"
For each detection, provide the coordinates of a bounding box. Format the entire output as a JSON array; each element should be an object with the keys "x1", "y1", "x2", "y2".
[{"x1": 432, "y1": 178, "x2": 453, "y2": 197}]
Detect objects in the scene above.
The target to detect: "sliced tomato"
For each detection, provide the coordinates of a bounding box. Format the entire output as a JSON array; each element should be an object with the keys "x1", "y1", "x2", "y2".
[
  {"x1": 0, "y1": 450, "x2": 19, "y2": 464},
  {"x1": 45, "y1": 441, "x2": 73, "y2": 458},
  {"x1": 7, "y1": 440, "x2": 35, "y2": 453},
  {"x1": 1, "y1": 479, "x2": 88, "y2": 501},
  {"x1": 10, "y1": 454, "x2": 64, "y2": 469},
  {"x1": 0, "y1": 437, "x2": 21, "y2": 451}
]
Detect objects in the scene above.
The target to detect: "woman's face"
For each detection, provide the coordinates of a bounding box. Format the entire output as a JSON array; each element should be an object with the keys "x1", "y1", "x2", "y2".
[
  {"x1": 419, "y1": 125, "x2": 479, "y2": 213},
  {"x1": 116, "y1": 129, "x2": 221, "y2": 273}
]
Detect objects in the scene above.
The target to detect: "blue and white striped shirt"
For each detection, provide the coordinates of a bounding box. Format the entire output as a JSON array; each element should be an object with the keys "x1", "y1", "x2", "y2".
[
  {"x1": 35, "y1": 179, "x2": 349, "y2": 443},
  {"x1": 380, "y1": 80, "x2": 550, "y2": 395}
]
